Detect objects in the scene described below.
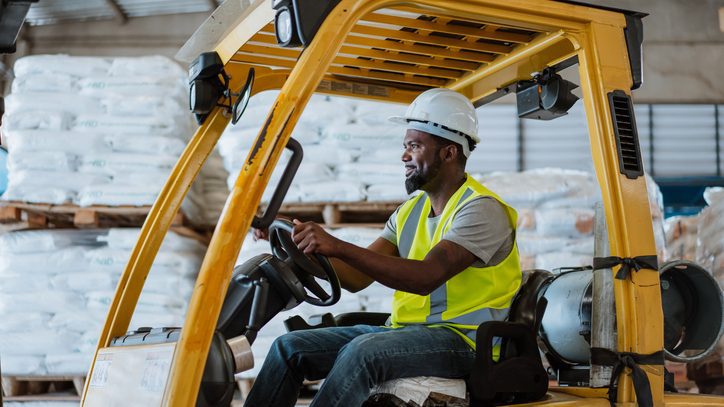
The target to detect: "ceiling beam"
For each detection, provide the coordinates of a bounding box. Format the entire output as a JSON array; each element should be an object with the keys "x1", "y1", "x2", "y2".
[{"x1": 104, "y1": 0, "x2": 128, "y2": 24}]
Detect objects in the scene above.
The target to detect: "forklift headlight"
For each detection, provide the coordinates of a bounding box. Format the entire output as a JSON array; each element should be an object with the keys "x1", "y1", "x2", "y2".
[
  {"x1": 188, "y1": 52, "x2": 227, "y2": 120},
  {"x1": 189, "y1": 79, "x2": 221, "y2": 114},
  {"x1": 273, "y1": 1, "x2": 301, "y2": 47},
  {"x1": 275, "y1": 7, "x2": 296, "y2": 46}
]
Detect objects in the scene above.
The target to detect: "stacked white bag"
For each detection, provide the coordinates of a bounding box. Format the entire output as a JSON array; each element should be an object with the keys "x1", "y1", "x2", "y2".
[
  {"x1": 218, "y1": 91, "x2": 413, "y2": 204},
  {"x1": 1, "y1": 54, "x2": 228, "y2": 226},
  {"x1": 696, "y1": 187, "x2": 724, "y2": 287},
  {"x1": 474, "y1": 168, "x2": 600, "y2": 271},
  {"x1": 472, "y1": 169, "x2": 666, "y2": 271},
  {"x1": 0, "y1": 228, "x2": 204, "y2": 376}
]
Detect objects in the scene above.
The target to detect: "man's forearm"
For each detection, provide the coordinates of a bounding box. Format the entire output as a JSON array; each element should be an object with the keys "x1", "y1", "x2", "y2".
[{"x1": 333, "y1": 240, "x2": 442, "y2": 295}]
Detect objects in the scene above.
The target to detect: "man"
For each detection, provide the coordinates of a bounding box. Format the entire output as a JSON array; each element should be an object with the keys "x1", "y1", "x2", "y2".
[{"x1": 245, "y1": 88, "x2": 521, "y2": 407}]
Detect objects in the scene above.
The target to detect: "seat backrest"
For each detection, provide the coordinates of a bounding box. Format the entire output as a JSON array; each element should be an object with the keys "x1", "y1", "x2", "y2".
[{"x1": 507, "y1": 269, "x2": 553, "y2": 331}]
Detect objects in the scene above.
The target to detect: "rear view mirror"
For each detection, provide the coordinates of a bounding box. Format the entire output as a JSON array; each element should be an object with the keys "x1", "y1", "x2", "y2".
[{"x1": 232, "y1": 68, "x2": 254, "y2": 125}]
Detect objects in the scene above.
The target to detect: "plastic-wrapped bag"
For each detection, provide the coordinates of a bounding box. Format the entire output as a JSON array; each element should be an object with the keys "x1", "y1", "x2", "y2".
[
  {"x1": 0, "y1": 355, "x2": 46, "y2": 375},
  {"x1": 0, "y1": 330, "x2": 81, "y2": 355},
  {"x1": 299, "y1": 180, "x2": 366, "y2": 202},
  {"x1": 11, "y1": 72, "x2": 77, "y2": 94},
  {"x1": 13, "y1": 54, "x2": 111, "y2": 77},
  {"x1": 105, "y1": 134, "x2": 186, "y2": 156},
  {"x1": 45, "y1": 352, "x2": 93, "y2": 375},
  {"x1": 73, "y1": 114, "x2": 188, "y2": 138},
  {"x1": 366, "y1": 183, "x2": 411, "y2": 202},
  {"x1": 0, "y1": 291, "x2": 85, "y2": 313},
  {"x1": 7, "y1": 151, "x2": 78, "y2": 171},
  {"x1": 0, "y1": 312, "x2": 51, "y2": 332},
  {"x1": 336, "y1": 163, "x2": 405, "y2": 185},
  {"x1": 2, "y1": 110, "x2": 72, "y2": 131},
  {"x1": 108, "y1": 55, "x2": 185, "y2": 78},
  {"x1": 323, "y1": 123, "x2": 404, "y2": 150},
  {"x1": 99, "y1": 228, "x2": 207, "y2": 252},
  {"x1": 78, "y1": 76, "x2": 185, "y2": 99},
  {"x1": 0, "y1": 229, "x2": 103, "y2": 254},
  {"x1": 535, "y1": 208, "x2": 594, "y2": 238},
  {"x1": 0, "y1": 247, "x2": 93, "y2": 274},
  {"x1": 5, "y1": 130, "x2": 110, "y2": 154},
  {"x1": 75, "y1": 184, "x2": 159, "y2": 206},
  {"x1": 4, "y1": 92, "x2": 104, "y2": 116},
  {"x1": 8, "y1": 170, "x2": 110, "y2": 191},
  {"x1": 2, "y1": 184, "x2": 75, "y2": 204}
]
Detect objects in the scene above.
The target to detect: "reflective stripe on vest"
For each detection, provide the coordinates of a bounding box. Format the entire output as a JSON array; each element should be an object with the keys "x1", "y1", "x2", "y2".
[{"x1": 391, "y1": 174, "x2": 522, "y2": 348}]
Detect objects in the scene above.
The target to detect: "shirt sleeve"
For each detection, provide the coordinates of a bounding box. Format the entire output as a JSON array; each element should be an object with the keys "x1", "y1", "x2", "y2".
[
  {"x1": 380, "y1": 206, "x2": 400, "y2": 246},
  {"x1": 442, "y1": 197, "x2": 514, "y2": 265}
]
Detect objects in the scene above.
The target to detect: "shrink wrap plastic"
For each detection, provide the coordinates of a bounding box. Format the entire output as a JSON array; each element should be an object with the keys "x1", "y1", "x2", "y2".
[
  {"x1": 0, "y1": 228, "x2": 204, "y2": 375},
  {"x1": 1, "y1": 54, "x2": 228, "y2": 226}
]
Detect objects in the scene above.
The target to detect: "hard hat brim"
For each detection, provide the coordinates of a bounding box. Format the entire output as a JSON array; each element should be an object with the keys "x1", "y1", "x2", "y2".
[{"x1": 388, "y1": 115, "x2": 409, "y2": 125}]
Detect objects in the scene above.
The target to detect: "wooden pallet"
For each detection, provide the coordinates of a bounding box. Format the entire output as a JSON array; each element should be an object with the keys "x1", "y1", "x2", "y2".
[
  {"x1": 0, "y1": 201, "x2": 189, "y2": 229},
  {"x1": 1, "y1": 375, "x2": 85, "y2": 401},
  {"x1": 266, "y1": 201, "x2": 402, "y2": 227}
]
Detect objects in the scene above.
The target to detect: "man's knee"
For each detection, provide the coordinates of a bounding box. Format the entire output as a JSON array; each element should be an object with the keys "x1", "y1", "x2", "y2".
[
  {"x1": 339, "y1": 334, "x2": 384, "y2": 366},
  {"x1": 270, "y1": 330, "x2": 308, "y2": 358}
]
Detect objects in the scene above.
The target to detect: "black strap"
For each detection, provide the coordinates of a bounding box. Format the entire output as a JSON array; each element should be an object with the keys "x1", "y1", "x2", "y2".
[
  {"x1": 590, "y1": 347, "x2": 664, "y2": 407},
  {"x1": 592, "y1": 255, "x2": 658, "y2": 280}
]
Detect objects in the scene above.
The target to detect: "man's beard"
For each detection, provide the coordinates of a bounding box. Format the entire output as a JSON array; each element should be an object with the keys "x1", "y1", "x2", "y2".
[{"x1": 405, "y1": 154, "x2": 442, "y2": 195}]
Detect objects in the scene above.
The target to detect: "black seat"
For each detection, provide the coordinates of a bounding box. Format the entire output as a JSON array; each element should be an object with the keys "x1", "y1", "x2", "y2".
[{"x1": 468, "y1": 269, "x2": 553, "y2": 406}]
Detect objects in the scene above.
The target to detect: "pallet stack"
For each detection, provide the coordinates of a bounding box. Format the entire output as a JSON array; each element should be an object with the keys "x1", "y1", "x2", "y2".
[{"x1": 0, "y1": 54, "x2": 221, "y2": 404}]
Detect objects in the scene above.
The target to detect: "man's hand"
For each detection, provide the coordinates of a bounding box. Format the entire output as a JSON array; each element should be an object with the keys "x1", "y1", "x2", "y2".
[
  {"x1": 252, "y1": 215, "x2": 292, "y2": 241},
  {"x1": 292, "y1": 219, "x2": 341, "y2": 256},
  {"x1": 252, "y1": 227, "x2": 269, "y2": 241}
]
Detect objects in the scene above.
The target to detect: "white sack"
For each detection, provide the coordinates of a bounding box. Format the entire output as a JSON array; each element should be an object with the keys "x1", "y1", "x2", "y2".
[
  {"x1": 8, "y1": 170, "x2": 110, "y2": 191},
  {"x1": 108, "y1": 55, "x2": 185, "y2": 78},
  {"x1": 13, "y1": 54, "x2": 110, "y2": 77},
  {"x1": 366, "y1": 183, "x2": 410, "y2": 202},
  {"x1": 1, "y1": 184, "x2": 74, "y2": 204},
  {"x1": 299, "y1": 180, "x2": 366, "y2": 202},
  {"x1": 323, "y1": 123, "x2": 404, "y2": 150},
  {"x1": 0, "y1": 331, "x2": 81, "y2": 356},
  {"x1": 2, "y1": 110, "x2": 72, "y2": 131},
  {"x1": 4, "y1": 130, "x2": 110, "y2": 154},
  {"x1": 99, "y1": 228, "x2": 207, "y2": 252},
  {"x1": 73, "y1": 114, "x2": 187, "y2": 137},
  {"x1": 7, "y1": 151, "x2": 77, "y2": 171},
  {"x1": 79, "y1": 153, "x2": 176, "y2": 175},
  {"x1": 11, "y1": 72, "x2": 76, "y2": 94},
  {"x1": 105, "y1": 134, "x2": 186, "y2": 156},
  {"x1": 0, "y1": 355, "x2": 46, "y2": 375},
  {"x1": 45, "y1": 352, "x2": 92, "y2": 375},
  {"x1": 78, "y1": 76, "x2": 185, "y2": 99},
  {"x1": 0, "y1": 312, "x2": 51, "y2": 332},
  {"x1": 76, "y1": 184, "x2": 158, "y2": 206},
  {"x1": 4, "y1": 92, "x2": 104, "y2": 116}
]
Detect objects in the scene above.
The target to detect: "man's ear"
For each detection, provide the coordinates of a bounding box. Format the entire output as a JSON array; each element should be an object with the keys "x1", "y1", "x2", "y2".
[{"x1": 442, "y1": 144, "x2": 458, "y2": 163}]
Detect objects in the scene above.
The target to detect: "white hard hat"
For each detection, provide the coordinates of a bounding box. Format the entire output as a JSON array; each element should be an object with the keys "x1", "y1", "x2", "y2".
[{"x1": 389, "y1": 88, "x2": 480, "y2": 157}]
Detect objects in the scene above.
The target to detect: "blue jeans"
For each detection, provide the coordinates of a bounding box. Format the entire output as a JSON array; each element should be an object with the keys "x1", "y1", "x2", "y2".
[{"x1": 243, "y1": 324, "x2": 476, "y2": 407}]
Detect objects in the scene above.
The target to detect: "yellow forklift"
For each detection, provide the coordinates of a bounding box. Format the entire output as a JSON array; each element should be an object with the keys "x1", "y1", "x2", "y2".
[{"x1": 81, "y1": 0, "x2": 724, "y2": 405}]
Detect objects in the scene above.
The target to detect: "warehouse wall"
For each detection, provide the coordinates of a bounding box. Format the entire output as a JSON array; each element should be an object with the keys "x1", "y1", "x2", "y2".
[{"x1": 1, "y1": 0, "x2": 723, "y2": 102}]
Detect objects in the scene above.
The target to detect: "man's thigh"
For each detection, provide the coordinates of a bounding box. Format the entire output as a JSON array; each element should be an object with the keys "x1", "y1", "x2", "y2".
[
  {"x1": 339, "y1": 325, "x2": 476, "y2": 379},
  {"x1": 276, "y1": 324, "x2": 386, "y2": 380}
]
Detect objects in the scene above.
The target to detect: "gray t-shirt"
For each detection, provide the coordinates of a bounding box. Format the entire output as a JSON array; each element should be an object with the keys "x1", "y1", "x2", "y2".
[{"x1": 380, "y1": 196, "x2": 514, "y2": 267}]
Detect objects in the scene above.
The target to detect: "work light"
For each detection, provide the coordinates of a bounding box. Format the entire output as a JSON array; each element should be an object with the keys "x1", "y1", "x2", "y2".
[{"x1": 273, "y1": 0, "x2": 301, "y2": 47}]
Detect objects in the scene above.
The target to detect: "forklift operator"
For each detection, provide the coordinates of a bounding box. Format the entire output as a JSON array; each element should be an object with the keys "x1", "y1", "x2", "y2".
[{"x1": 247, "y1": 88, "x2": 522, "y2": 407}]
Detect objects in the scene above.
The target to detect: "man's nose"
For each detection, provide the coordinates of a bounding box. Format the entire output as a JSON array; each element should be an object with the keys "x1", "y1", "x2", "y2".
[{"x1": 401, "y1": 149, "x2": 411, "y2": 162}]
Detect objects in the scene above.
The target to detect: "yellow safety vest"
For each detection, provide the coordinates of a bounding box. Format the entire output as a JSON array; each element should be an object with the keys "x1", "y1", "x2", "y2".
[{"x1": 391, "y1": 174, "x2": 522, "y2": 348}]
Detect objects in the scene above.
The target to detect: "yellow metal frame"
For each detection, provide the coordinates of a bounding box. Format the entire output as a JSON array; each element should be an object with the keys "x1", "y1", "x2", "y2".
[{"x1": 81, "y1": 0, "x2": 724, "y2": 405}]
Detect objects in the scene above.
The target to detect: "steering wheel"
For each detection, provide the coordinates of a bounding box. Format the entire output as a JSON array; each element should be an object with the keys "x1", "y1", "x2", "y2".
[{"x1": 268, "y1": 219, "x2": 341, "y2": 306}]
